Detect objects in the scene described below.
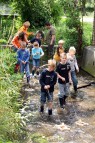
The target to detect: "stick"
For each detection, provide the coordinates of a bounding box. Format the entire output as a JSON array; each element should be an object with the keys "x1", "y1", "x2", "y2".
[{"x1": 77, "y1": 82, "x2": 95, "y2": 89}]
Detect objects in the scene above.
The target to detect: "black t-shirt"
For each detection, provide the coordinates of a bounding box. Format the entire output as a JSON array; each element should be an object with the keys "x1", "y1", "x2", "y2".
[
  {"x1": 40, "y1": 69, "x2": 57, "y2": 92},
  {"x1": 56, "y1": 62, "x2": 71, "y2": 84}
]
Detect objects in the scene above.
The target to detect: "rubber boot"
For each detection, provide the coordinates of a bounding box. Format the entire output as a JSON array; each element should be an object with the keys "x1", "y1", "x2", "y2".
[
  {"x1": 40, "y1": 105, "x2": 44, "y2": 113},
  {"x1": 48, "y1": 109, "x2": 52, "y2": 116},
  {"x1": 59, "y1": 98, "x2": 64, "y2": 108},
  {"x1": 63, "y1": 95, "x2": 68, "y2": 105},
  {"x1": 27, "y1": 76, "x2": 30, "y2": 83},
  {"x1": 74, "y1": 85, "x2": 77, "y2": 92}
]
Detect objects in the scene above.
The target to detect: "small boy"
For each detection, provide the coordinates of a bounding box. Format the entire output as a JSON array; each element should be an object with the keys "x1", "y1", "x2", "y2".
[
  {"x1": 39, "y1": 59, "x2": 57, "y2": 117},
  {"x1": 67, "y1": 46, "x2": 79, "y2": 96},
  {"x1": 56, "y1": 53, "x2": 71, "y2": 108},
  {"x1": 17, "y1": 41, "x2": 30, "y2": 83},
  {"x1": 31, "y1": 41, "x2": 44, "y2": 77}
]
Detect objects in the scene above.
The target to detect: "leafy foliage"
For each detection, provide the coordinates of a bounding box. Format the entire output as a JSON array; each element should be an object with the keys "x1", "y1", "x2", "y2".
[
  {"x1": 10, "y1": 0, "x2": 62, "y2": 27},
  {"x1": 0, "y1": 48, "x2": 26, "y2": 142}
]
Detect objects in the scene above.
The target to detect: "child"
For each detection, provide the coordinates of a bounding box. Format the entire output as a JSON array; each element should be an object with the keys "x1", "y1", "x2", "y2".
[
  {"x1": 18, "y1": 21, "x2": 34, "y2": 40},
  {"x1": 56, "y1": 53, "x2": 71, "y2": 108},
  {"x1": 67, "y1": 46, "x2": 79, "y2": 96},
  {"x1": 17, "y1": 42, "x2": 30, "y2": 83},
  {"x1": 31, "y1": 41, "x2": 44, "y2": 77},
  {"x1": 53, "y1": 40, "x2": 65, "y2": 62},
  {"x1": 39, "y1": 59, "x2": 57, "y2": 117}
]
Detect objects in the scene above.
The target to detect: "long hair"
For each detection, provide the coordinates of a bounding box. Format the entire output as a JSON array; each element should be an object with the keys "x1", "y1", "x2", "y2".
[
  {"x1": 18, "y1": 32, "x2": 25, "y2": 41},
  {"x1": 56, "y1": 46, "x2": 61, "y2": 56}
]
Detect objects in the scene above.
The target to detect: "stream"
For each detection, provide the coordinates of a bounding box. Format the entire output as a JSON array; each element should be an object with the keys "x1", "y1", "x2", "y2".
[{"x1": 20, "y1": 70, "x2": 95, "y2": 143}]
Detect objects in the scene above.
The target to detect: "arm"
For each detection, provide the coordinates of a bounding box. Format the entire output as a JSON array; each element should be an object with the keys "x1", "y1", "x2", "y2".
[
  {"x1": 49, "y1": 73, "x2": 57, "y2": 87},
  {"x1": 39, "y1": 71, "x2": 46, "y2": 87},
  {"x1": 40, "y1": 48, "x2": 44, "y2": 57},
  {"x1": 17, "y1": 50, "x2": 22, "y2": 62},
  {"x1": 74, "y1": 56, "x2": 79, "y2": 72},
  {"x1": 50, "y1": 35, "x2": 55, "y2": 45},
  {"x1": 68, "y1": 71, "x2": 72, "y2": 84},
  {"x1": 57, "y1": 73, "x2": 65, "y2": 82},
  {"x1": 32, "y1": 49, "x2": 37, "y2": 56},
  {"x1": 25, "y1": 51, "x2": 30, "y2": 63}
]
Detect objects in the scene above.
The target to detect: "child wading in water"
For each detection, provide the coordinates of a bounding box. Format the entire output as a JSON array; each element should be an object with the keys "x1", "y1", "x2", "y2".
[
  {"x1": 39, "y1": 59, "x2": 57, "y2": 117},
  {"x1": 31, "y1": 41, "x2": 44, "y2": 77},
  {"x1": 17, "y1": 42, "x2": 30, "y2": 84},
  {"x1": 67, "y1": 46, "x2": 79, "y2": 97},
  {"x1": 56, "y1": 53, "x2": 71, "y2": 108}
]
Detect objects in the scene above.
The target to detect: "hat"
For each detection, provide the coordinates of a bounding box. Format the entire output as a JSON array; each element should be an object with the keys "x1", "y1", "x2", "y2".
[
  {"x1": 23, "y1": 21, "x2": 30, "y2": 27},
  {"x1": 58, "y1": 40, "x2": 64, "y2": 44}
]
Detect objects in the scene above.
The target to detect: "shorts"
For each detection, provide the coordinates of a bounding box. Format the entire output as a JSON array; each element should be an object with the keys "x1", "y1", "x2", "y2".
[
  {"x1": 40, "y1": 91, "x2": 53, "y2": 104},
  {"x1": 33, "y1": 58, "x2": 40, "y2": 67}
]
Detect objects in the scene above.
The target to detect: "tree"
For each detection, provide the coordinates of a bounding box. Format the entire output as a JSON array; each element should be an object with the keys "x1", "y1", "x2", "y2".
[
  {"x1": 10, "y1": 0, "x2": 62, "y2": 27},
  {"x1": 59, "y1": 0, "x2": 83, "y2": 54}
]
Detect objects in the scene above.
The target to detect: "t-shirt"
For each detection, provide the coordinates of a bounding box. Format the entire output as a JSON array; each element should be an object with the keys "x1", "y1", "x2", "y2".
[
  {"x1": 56, "y1": 62, "x2": 71, "y2": 84},
  {"x1": 40, "y1": 69, "x2": 57, "y2": 92},
  {"x1": 32, "y1": 47, "x2": 44, "y2": 59},
  {"x1": 46, "y1": 26, "x2": 56, "y2": 45}
]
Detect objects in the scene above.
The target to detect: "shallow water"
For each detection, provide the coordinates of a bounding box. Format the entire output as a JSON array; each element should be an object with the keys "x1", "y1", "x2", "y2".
[{"x1": 21, "y1": 70, "x2": 95, "y2": 143}]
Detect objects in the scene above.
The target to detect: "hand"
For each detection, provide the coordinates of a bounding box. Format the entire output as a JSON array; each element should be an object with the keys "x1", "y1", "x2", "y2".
[
  {"x1": 61, "y1": 77, "x2": 65, "y2": 82},
  {"x1": 69, "y1": 79, "x2": 72, "y2": 85},
  {"x1": 44, "y1": 85, "x2": 48, "y2": 90}
]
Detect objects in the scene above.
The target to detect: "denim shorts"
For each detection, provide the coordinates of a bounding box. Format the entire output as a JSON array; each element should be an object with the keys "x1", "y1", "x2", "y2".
[
  {"x1": 33, "y1": 58, "x2": 40, "y2": 67},
  {"x1": 40, "y1": 91, "x2": 53, "y2": 104}
]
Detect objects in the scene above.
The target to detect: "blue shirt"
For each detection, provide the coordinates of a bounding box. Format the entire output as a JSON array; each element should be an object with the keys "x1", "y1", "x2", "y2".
[
  {"x1": 32, "y1": 47, "x2": 44, "y2": 59},
  {"x1": 17, "y1": 48, "x2": 30, "y2": 63}
]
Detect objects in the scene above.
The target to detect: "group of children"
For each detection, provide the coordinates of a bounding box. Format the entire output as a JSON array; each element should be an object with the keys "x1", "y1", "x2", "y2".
[{"x1": 11, "y1": 21, "x2": 79, "y2": 118}]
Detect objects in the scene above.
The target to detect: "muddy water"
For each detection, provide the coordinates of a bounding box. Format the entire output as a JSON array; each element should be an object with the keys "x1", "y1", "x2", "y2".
[{"x1": 21, "y1": 71, "x2": 95, "y2": 143}]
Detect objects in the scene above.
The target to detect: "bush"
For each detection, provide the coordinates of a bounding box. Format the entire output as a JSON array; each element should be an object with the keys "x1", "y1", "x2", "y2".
[{"x1": 0, "y1": 48, "x2": 26, "y2": 142}]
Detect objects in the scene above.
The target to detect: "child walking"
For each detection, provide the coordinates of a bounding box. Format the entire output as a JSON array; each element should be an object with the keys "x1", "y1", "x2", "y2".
[
  {"x1": 56, "y1": 53, "x2": 71, "y2": 108},
  {"x1": 17, "y1": 42, "x2": 30, "y2": 83},
  {"x1": 67, "y1": 46, "x2": 79, "y2": 96},
  {"x1": 31, "y1": 41, "x2": 44, "y2": 77},
  {"x1": 39, "y1": 59, "x2": 57, "y2": 117}
]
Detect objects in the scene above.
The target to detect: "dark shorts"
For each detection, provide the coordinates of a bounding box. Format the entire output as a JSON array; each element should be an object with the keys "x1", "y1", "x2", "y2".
[{"x1": 40, "y1": 91, "x2": 53, "y2": 104}]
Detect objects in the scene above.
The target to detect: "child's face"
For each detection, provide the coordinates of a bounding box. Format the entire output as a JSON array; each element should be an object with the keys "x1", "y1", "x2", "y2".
[
  {"x1": 34, "y1": 44, "x2": 39, "y2": 48},
  {"x1": 48, "y1": 65, "x2": 55, "y2": 71},
  {"x1": 58, "y1": 43, "x2": 63, "y2": 48},
  {"x1": 21, "y1": 46, "x2": 26, "y2": 49},
  {"x1": 69, "y1": 50, "x2": 75, "y2": 56},
  {"x1": 60, "y1": 56, "x2": 67, "y2": 64}
]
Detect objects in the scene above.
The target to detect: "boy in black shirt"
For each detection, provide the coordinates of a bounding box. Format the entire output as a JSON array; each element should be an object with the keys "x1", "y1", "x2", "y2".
[
  {"x1": 39, "y1": 59, "x2": 57, "y2": 116},
  {"x1": 56, "y1": 53, "x2": 72, "y2": 108}
]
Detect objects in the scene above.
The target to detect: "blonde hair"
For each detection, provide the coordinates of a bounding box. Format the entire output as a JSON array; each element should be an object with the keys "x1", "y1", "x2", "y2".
[
  {"x1": 48, "y1": 59, "x2": 56, "y2": 67},
  {"x1": 58, "y1": 40, "x2": 64, "y2": 44},
  {"x1": 69, "y1": 46, "x2": 76, "y2": 52},
  {"x1": 23, "y1": 21, "x2": 30, "y2": 27},
  {"x1": 60, "y1": 53, "x2": 67, "y2": 58}
]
